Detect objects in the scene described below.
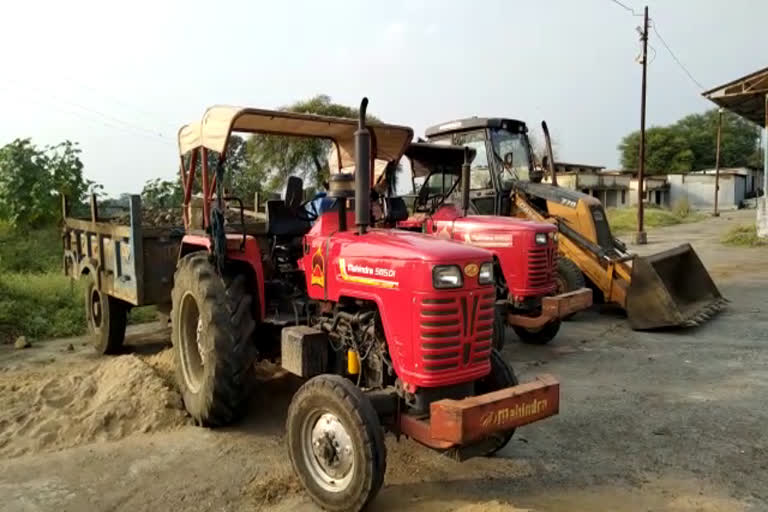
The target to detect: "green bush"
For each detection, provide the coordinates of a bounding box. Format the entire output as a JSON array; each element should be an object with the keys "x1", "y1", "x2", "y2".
[
  {"x1": 721, "y1": 224, "x2": 768, "y2": 248},
  {"x1": 0, "y1": 220, "x2": 62, "y2": 273},
  {"x1": 0, "y1": 272, "x2": 85, "y2": 343}
]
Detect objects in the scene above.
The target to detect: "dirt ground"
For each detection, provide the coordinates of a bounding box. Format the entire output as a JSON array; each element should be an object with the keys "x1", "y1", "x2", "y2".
[{"x1": 0, "y1": 209, "x2": 766, "y2": 512}]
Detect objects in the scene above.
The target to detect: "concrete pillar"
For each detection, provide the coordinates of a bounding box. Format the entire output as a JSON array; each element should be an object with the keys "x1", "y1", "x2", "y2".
[{"x1": 758, "y1": 95, "x2": 768, "y2": 238}]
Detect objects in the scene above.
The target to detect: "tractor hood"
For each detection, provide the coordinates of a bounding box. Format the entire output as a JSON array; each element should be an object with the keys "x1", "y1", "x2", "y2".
[
  {"x1": 431, "y1": 204, "x2": 555, "y2": 234},
  {"x1": 452, "y1": 215, "x2": 557, "y2": 235},
  {"x1": 335, "y1": 228, "x2": 492, "y2": 262}
]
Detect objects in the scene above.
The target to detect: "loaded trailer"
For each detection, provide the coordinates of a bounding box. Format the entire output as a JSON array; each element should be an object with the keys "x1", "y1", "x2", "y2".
[{"x1": 62, "y1": 195, "x2": 183, "y2": 353}]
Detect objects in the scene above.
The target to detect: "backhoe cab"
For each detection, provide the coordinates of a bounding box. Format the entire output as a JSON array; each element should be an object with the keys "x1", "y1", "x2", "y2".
[
  {"x1": 426, "y1": 117, "x2": 725, "y2": 330},
  {"x1": 394, "y1": 142, "x2": 592, "y2": 346},
  {"x1": 172, "y1": 100, "x2": 560, "y2": 510}
]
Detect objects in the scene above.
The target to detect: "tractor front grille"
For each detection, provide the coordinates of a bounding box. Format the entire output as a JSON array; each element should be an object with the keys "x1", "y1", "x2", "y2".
[
  {"x1": 527, "y1": 245, "x2": 557, "y2": 289},
  {"x1": 417, "y1": 292, "x2": 494, "y2": 374}
]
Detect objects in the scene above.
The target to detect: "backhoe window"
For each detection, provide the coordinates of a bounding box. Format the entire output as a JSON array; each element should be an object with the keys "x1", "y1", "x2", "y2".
[
  {"x1": 453, "y1": 132, "x2": 491, "y2": 190},
  {"x1": 490, "y1": 129, "x2": 532, "y2": 184}
]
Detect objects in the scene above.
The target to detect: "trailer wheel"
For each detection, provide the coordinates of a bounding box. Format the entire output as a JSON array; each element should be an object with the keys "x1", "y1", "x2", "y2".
[
  {"x1": 513, "y1": 320, "x2": 561, "y2": 345},
  {"x1": 287, "y1": 375, "x2": 386, "y2": 512},
  {"x1": 83, "y1": 275, "x2": 127, "y2": 355},
  {"x1": 555, "y1": 257, "x2": 586, "y2": 320},
  {"x1": 474, "y1": 349, "x2": 519, "y2": 456},
  {"x1": 492, "y1": 303, "x2": 506, "y2": 351},
  {"x1": 171, "y1": 253, "x2": 256, "y2": 427}
]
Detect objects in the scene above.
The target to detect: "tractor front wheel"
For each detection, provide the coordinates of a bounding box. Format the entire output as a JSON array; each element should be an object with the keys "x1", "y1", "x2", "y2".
[
  {"x1": 555, "y1": 258, "x2": 586, "y2": 320},
  {"x1": 83, "y1": 275, "x2": 128, "y2": 355},
  {"x1": 474, "y1": 349, "x2": 519, "y2": 456},
  {"x1": 513, "y1": 320, "x2": 561, "y2": 345},
  {"x1": 171, "y1": 253, "x2": 257, "y2": 426},
  {"x1": 287, "y1": 375, "x2": 386, "y2": 512}
]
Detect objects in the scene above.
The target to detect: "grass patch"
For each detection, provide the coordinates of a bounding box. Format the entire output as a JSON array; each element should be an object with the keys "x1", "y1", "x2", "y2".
[
  {"x1": 0, "y1": 272, "x2": 85, "y2": 343},
  {"x1": 721, "y1": 224, "x2": 768, "y2": 248},
  {"x1": 0, "y1": 221, "x2": 159, "y2": 343},
  {"x1": 607, "y1": 206, "x2": 705, "y2": 235},
  {"x1": 0, "y1": 220, "x2": 62, "y2": 273}
]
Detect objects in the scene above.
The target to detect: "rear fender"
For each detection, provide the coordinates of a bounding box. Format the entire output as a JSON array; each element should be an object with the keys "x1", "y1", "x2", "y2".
[{"x1": 179, "y1": 234, "x2": 266, "y2": 320}]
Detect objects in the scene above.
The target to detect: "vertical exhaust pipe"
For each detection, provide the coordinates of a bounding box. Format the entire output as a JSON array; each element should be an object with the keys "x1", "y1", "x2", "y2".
[
  {"x1": 461, "y1": 147, "x2": 471, "y2": 216},
  {"x1": 541, "y1": 121, "x2": 558, "y2": 187},
  {"x1": 355, "y1": 97, "x2": 371, "y2": 234}
]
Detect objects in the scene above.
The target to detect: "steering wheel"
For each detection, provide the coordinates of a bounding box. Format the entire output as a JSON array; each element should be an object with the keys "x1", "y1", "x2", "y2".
[{"x1": 294, "y1": 197, "x2": 320, "y2": 222}]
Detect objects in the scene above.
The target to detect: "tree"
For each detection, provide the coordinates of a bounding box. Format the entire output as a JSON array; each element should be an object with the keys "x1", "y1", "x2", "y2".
[
  {"x1": 618, "y1": 108, "x2": 761, "y2": 174},
  {"x1": 0, "y1": 138, "x2": 90, "y2": 228},
  {"x1": 141, "y1": 178, "x2": 183, "y2": 209},
  {"x1": 244, "y1": 95, "x2": 377, "y2": 195},
  {"x1": 619, "y1": 127, "x2": 694, "y2": 174}
]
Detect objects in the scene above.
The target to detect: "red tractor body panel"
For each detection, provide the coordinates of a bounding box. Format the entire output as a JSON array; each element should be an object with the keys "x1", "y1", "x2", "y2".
[
  {"x1": 402, "y1": 204, "x2": 558, "y2": 299},
  {"x1": 302, "y1": 211, "x2": 495, "y2": 390}
]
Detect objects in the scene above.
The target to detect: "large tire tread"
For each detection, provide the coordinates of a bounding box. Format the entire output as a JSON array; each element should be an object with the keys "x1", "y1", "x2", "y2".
[{"x1": 171, "y1": 252, "x2": 257, "y2": 427}]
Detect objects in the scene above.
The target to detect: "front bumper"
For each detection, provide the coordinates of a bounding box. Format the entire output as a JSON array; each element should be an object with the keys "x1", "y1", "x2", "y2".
[
  {"x1": 507, "y1": 287, "x2": 593, "y2": 329},
  {"x1": 399, "y1": 374, "x2": 559, "y2": 449}
]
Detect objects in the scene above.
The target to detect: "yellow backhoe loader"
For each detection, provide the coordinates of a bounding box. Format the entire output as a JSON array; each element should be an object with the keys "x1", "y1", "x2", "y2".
[{"x1": 424, "y1": 117, "x2": 726, "y2": 329}]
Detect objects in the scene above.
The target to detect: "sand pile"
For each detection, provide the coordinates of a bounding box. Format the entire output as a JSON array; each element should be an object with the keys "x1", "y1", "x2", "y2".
[{"x1": 0, "y1": 354, "x2": 189, "y2": 458}]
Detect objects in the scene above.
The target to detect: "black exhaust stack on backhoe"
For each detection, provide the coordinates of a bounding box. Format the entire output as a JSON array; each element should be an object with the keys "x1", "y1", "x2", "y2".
[
  {"x1": 461, "y1": 147, "x2": 471, "y2": 216},
  {"x1": 355, "y1": 97, "x2": 371, "y2": 235}
]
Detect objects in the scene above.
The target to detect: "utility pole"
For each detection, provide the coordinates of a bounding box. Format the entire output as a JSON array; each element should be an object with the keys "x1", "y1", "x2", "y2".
[
  {"x1": 635, "y1": 5, "x2": 649, "y2": 245},
  {"x1": 713, "y1": 108, "x2": 723, "y2": 217}
]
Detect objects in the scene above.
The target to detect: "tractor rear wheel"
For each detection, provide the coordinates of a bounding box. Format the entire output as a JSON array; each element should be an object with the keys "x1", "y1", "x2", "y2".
[
  {"x1": 287, "y1": 375, "x2": 386, "y2": 512},
  {"x1": 555, "y1": 257, "x2": 586, "y2": 320},
  {"x1": 513, "y1": 320, "x2": 561, "y2": 345},
  {"x1": 171, "y1": 253, "x2": 257, "y2": 426},
  {"x1": 83, "y1": 274, "x2": 128, "y2": 355},
  {"x1": 474, "y1": 349, "x2": 519, "y2": 456}
]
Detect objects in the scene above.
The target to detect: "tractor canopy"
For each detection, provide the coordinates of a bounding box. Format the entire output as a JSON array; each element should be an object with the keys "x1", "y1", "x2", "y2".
[{"x1": 177, "y1": 106, "x2": 413, "y2": 168}]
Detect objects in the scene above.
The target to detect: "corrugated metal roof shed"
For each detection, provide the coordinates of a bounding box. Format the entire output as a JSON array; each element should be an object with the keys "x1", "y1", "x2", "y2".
[{"x1": 702, "y1": 66, "x2": 768, "y2": 126}]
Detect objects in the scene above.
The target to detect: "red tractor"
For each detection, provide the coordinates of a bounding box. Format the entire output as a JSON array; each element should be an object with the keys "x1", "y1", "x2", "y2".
[
  {"x1": 391, "y1": 142, "x2": 592, "y2": 347},
  {"x1": 164, "y1": 99, "x2": 560, "y2": 510}
]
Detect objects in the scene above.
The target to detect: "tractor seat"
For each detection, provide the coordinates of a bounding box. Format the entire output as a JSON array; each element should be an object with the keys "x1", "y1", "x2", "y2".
[
  {"x1": 266, "y1": 200, "x2": 311, "y2": 237},
  {"x1": 382, "y1": 197, "x2": 409, "y2": 223}
]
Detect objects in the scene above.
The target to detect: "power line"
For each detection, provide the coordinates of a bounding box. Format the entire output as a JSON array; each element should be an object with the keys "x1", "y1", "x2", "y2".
[
  {"x1": 4, "y1": 78, "x2": 172, "y2": 141},
  {"x1": 608, "y1": 0, "x2": 705, "y2": 91},
  {"x1": 650, "y1": 21, "x2": 705, "y2": 90},
  {"x1": 0, "y1": 83, "x2": 171, "y2": 148},
  {"x1": 609, "y1": 0, "x2": 644, "y2": 16}
]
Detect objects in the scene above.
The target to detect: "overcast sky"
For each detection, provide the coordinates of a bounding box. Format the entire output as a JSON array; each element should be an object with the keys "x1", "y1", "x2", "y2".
[{"x1": 1, "y1": 0, "x2": 765, "y2": 195}]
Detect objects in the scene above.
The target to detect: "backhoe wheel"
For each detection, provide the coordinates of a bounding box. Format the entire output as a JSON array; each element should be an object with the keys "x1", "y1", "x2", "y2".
[
  {"x1": 171, "y1": 253, "x2": 257, "y2": 427},
  {"x1": 474, "y1": 349, "x2": 519, "y2": 456},
  {"x1": 83, "y1": 274, "x2": 127, "y2": 355},
  {"x1": 492, "y1": 303, "x2": 506, "y2": 351},
  {"x1": 555, "y1": 257, "x2": 586, "y2": 320},
  {"x1": 287, "y1": 375, "x2": 386, "y2": 512},
  {"x1": 513, "y1": 320, "x2": 561, "y2": 345}
]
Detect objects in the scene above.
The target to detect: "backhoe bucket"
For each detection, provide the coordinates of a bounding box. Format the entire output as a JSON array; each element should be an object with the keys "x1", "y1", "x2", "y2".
[{"x1": 625, "y1": 243, "x2": 726, "y2": 330}]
